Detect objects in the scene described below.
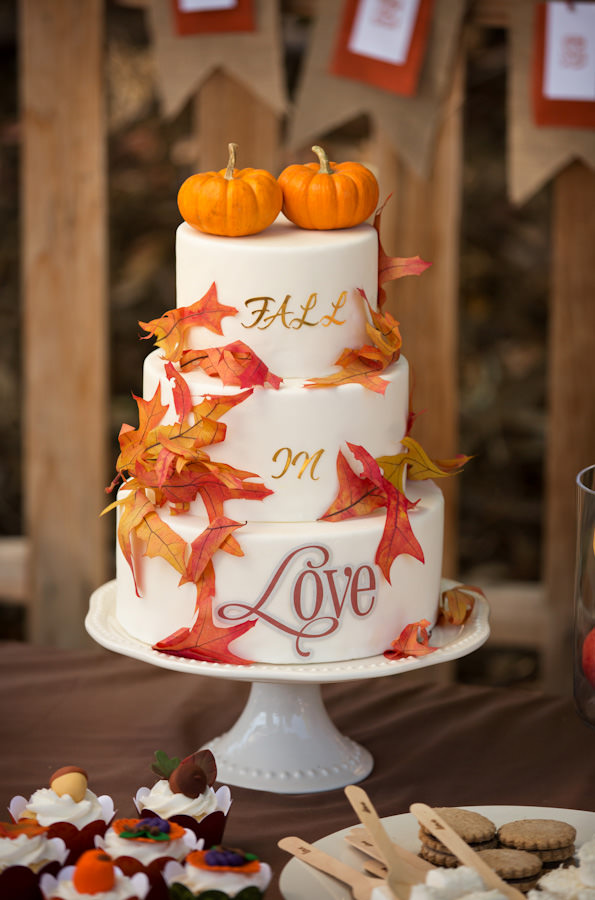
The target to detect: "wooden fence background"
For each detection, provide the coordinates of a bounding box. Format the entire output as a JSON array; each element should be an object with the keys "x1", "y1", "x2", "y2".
[{"x1": 2, "y1": 0, "x2": 595, "y2": 694}]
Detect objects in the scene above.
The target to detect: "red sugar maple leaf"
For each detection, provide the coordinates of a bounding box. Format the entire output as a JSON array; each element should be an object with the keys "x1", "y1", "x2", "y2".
[
  {"x1": 181, "y1": 341, "x2": 282, "y2": 390},
  {"x1": 320, "y1": 443, "x2": 423, "y2": 582},
  {"x1": 153, "y1": 602, "x2": 256, "y2": 666},
  {"x1": 374, "y1": 197, "x2": 431, "y2": 311},
  {"x1": 384, "y1": 619, "x2": 437, "y2": 660}
]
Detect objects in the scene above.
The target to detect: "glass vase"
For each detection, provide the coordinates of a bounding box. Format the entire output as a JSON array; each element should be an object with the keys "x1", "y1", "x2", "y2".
[{"x1": 573, "y1": 464, "x2": 595, "y2": 725}]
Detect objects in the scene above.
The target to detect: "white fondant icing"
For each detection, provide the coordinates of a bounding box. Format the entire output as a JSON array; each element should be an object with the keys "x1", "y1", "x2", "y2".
[
  {"x1": 175, "y1": 217, "x2": 378, "y2": 378},
  {"x1": 143, "y1": 351, "x2": 410, "y2": 522},
  {"x1": 113, "y1": 210, "x2": 448, "y2": 666},
  {"x1": 115, "y1": 479, "x2": 444, "y2": 664}
]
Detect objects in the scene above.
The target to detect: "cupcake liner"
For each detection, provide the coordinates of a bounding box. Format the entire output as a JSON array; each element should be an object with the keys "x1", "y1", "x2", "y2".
[
  {"x1": 134, "y1": 785, "x2": 231, "y2": 845},
  {"x1": 0, "y1": 865, "x2": 45, "y2": 900},
  {"x1": 46, "y1": 819, "x2": 111, "y2": 866}
]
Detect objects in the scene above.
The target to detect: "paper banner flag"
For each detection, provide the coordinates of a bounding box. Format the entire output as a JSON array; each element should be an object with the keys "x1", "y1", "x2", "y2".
[
  {"x1": 330, "y1": 0, "x2": 434, "y2": 98},
  {"x1": 287, "y1": 0, "x2": 466, "y2": 179},
  {"x1": 145, "y1": 0, "x2": 286, "y2": 119},
  {"x1": 509, "y1": 1, "x2": 595, "y2": 205},
  {"x1": 171, "y1": 0, "x2": 255, "y2": 37}
]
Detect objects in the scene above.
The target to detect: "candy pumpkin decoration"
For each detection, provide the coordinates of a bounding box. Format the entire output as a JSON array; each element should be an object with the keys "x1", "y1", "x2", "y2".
[
  {"x1": 278, "y1": 145, "x2": 379, "y2": 230},
  {"x1": 177, "y1": 142, "x2": 282, "y2": 237}
]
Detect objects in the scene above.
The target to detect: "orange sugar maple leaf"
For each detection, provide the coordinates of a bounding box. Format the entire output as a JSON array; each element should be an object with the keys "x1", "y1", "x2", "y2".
[
  {"x1": 153, "y1": 601, "x2": 256, "y2": 666},
  {"x1": 359, "y1": 288, "x2": 402, "y2": 360},
  {"x1": 437, "y1": 584, "x2": 483, "y2": 626},
  {"x1": 305, "y1": 346, "x2": 390, "y2": 394},
  {"x1": 180, "y1": 517, "x2": 245, "y2": 590},
  {"x1": 377, "y1": 436, "x2": 471, "y2": 493},
  {"x1": 384, "y1": 619, "x2": 437, "y2": 661},
  {"x1": 139, "y1": 283, "x2": 238, "y2": 362},
  {"x1": 115, "y1": 386, "x2": 170, "y2": 477},
  {"x1": 180, "y1": 341, "x2": 282, "y2": 390}
]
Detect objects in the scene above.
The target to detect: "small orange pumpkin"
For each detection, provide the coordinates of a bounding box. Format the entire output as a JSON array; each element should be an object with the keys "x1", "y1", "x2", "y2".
[
  {"x1": 177, "y1": 142, "x2": 282, "y2": 237},
  {"x1": 72, "y1": 849, "x2": 116, "y2": 893},
  {"x1": 278, "y1": 145, "x2": 379, "y2": 230}
]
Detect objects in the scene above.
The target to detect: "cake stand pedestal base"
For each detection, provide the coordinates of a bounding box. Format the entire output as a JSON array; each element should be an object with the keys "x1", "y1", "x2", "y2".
[
  {"x1": 204, "y1": 680, "x2": 372, "y2": 793},
  {"x1": 86, "y1": 580, "x2": 490, "y2": 794}
]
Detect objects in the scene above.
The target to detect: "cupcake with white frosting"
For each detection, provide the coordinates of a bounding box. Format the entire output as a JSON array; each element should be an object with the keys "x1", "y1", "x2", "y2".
[
  {"x1": 0, "y1": 820, "x2": 68, "y2": 900},
  {"x1": 95, "y1": 814, "x2": 201, "y2": 873},
  {"x1": 40, "y1": 848, "x2": 151, "y2": 900},
  {"x1": 0, "y1": 820, "x2": 67, "y2": 873},
  {"x1": 10, "y1": 766, "x2": 114, "y2": 865},
  {"x1": 164, "y1": 846, "x2": 271, "y2": 899},
  {"x1": 134, "y1": 750, "x2": 230, "y2": 845}
]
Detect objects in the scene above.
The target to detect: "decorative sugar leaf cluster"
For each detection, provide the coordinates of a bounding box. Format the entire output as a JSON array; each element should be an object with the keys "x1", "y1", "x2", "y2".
[{"x1": 105, "y1": 202, "x2": 471, "y2": 664}]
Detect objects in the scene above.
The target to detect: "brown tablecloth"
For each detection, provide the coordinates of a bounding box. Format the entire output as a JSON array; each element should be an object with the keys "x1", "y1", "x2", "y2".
[{"x1": 1, "y1": 641, "x2": 594, "y2": 898}]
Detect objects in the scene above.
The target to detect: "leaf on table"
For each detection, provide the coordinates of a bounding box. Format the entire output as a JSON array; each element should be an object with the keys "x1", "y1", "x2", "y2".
[
  {"x1": 153, "y1": 601, "x2": 256, "y2": 666},
  {"x1": 384, "y1": 619, "x2": 437, "y2": 660},
  {"x1": 437, "y1": 584, "x2": 483, "y2": 626},
  {"x1": 180, "y1": 341, "x2": 282, "y2": 390},
  {"x1": 140, "y1": 283, "x2": 238, "y2": 362}
]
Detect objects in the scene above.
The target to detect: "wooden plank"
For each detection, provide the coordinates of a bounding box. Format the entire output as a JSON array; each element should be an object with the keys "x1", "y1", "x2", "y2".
[
  {"x1": 364, "y1": 49, "x2": 464, "y2": 579},
  {"x1": 0, "y1": 537, "x2": 30, "y2": 605},
  {"x1": 20, "y1": 0, "x2": 108, "y2": 647},
  {"x1": 195, "y1": 69, "x2": 281, "y2": 174},
  {"x1": 544, "y1": 162, "x2": 595, "y2": 693},
  {"x1": 482, "y1": 581, "x2": 547, "y2": 648}
]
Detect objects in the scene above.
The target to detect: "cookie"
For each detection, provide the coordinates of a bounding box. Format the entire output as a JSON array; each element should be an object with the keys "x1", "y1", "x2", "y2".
[
  {"x1": 477, "y1": 848, "x2": 543, "y2": 893},
  {"x1": 498, "y1": 819, "x2": 577, "y2": 852},
  {"x1": 420, "y1": 830, "x2": 498, "y2": 854},
  {"x1": 420, "y1": 808, "x2": 497, "y2": 844},
  {"x1": 417, "y1": 808, "x2": 497, "y2": 866}
]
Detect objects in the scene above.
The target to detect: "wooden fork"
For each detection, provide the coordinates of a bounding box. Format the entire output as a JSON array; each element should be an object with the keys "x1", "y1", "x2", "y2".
[{"x1": 278, "y1": 835, "x2": 395, "y2": 900}]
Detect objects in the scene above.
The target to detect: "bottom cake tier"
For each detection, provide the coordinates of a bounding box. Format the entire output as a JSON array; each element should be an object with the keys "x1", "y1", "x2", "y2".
[{"x1": 115, "y1": 480, "x2": 445, "y2": 665}]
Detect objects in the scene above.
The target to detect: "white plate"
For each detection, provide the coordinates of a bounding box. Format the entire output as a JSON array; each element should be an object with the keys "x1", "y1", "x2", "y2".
[{"x1": 279, "y1": 805, "x2": 595, "y2": 900}]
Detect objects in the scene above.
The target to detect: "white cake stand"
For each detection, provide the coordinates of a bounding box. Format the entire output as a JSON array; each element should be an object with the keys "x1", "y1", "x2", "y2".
[{"x1": 86, "y1": 579, "x2": 489, "y2": 794}]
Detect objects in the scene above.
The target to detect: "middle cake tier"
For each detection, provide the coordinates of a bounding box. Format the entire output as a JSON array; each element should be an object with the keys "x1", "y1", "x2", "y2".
[{"x1": 143, "y1": 350, "x2": 410, "y2": 523}]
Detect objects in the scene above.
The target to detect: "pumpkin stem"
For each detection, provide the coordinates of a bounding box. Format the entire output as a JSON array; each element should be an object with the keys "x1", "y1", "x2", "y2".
[
  {"x1": 312, "y1": 145, "x2": 333, "y2": 175},
  {"x1": 225, "y1": 142, "x2": 238, "y2": 180}
]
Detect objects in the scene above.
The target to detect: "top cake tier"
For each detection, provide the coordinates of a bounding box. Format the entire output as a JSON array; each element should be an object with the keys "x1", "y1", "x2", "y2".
[{"x1": 176, "y1": 215, "x2": 378, "y2": 379}]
